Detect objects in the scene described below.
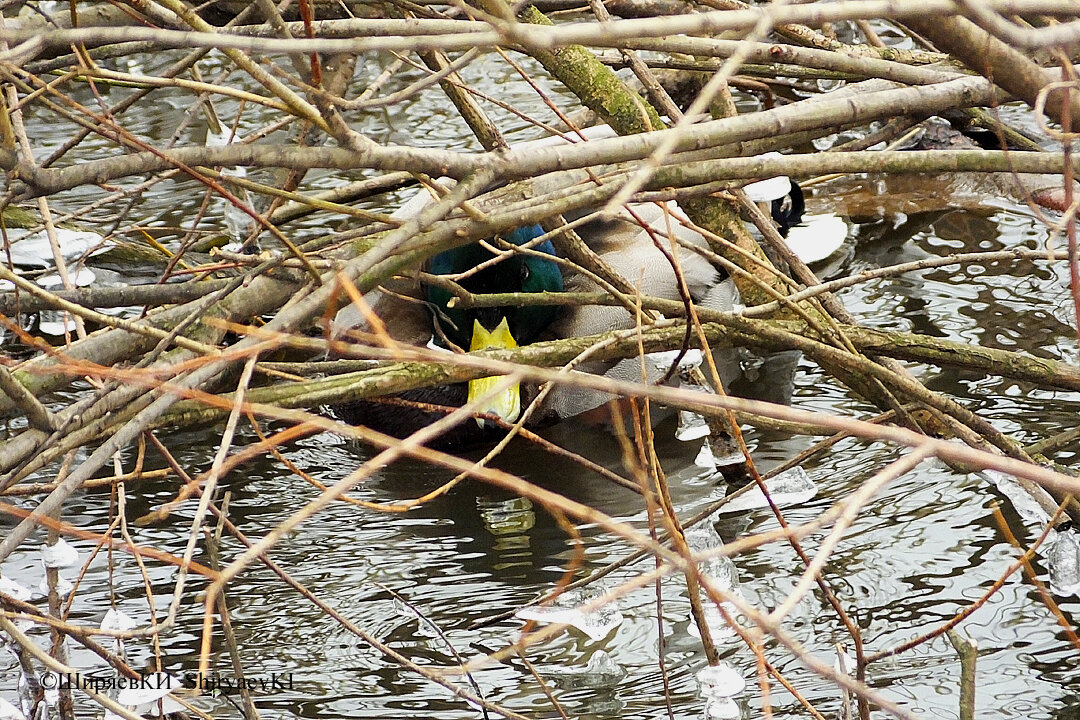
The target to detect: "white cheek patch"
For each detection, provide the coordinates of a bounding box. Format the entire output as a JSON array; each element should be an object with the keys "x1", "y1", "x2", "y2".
[{"x1": 782, "y1": 213, "x2": 849, "y2": 264}]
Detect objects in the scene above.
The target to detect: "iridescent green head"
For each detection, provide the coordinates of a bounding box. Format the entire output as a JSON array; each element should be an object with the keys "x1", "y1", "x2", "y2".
[
  {"x1": 424, "y1": 225, "x2": 563, "y2": 426},
  {"x1": 425, "y1": 225, "x2": 563, "y2": 350}
]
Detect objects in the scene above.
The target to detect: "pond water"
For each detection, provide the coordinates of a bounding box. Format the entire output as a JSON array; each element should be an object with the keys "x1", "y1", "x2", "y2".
[{"x1": 2, "y1": 39, "x2": 1080, "y2": 720}]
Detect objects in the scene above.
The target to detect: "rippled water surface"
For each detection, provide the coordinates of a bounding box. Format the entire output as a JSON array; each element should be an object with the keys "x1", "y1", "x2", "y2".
[{"x1": 3, "y1": 43, "x2": 1080, "y2": 720}]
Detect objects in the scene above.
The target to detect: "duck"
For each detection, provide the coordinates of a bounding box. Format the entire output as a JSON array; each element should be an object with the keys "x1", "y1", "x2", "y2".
[
  {"x1": 331, "y1": 129, "x2": 824, "y2": 447},
  {"x1": 331, "y1": 221, "x2": 570, "y2": 447}
]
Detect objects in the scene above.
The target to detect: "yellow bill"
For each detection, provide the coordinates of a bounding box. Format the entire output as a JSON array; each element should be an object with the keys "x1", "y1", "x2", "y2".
[{"x1": 468, "y1": 317, "x2": 520, "y2": 426}]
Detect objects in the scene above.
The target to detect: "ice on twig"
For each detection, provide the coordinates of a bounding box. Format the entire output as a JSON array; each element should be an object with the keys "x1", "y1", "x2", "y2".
[
  {"x1": 982, "y1": 470, "x2": 1051, "y2": 526},
  {"x1": 650, "y1": 348, "x2": 703, "y2": 373},
  {"x1": 684, "y1": 522, "x2": 722, "y2": 551},
  {"x1": 743, "y1": 172, "x2": 790, "y2": 203},
  {"x1": 687, "y1": 601, "x2": 741, "y2": 642},
  {"x1": 101, "y1": 608, "x2": 138, "y2": 657},
  {"x1": 515, "y1": 586, "x2": 623, "y2": 642},
  {"x1": 35, "y1": 270, "x2": 97, "y2": 334},
  {"x1": 38, "y1": 311, "x2": 77, "y2": 336},
  {"x1": 982, "y1": 469, "x2": 1080, "y2": 596},
  {"x1": 37, "y1": 269, "x2": 95, "y2": 289},
  {"x1": 683, "y1": 524, "x2": 742, "y2": 641},
  {"x1": 834, "y1": 645, "x2": 856, "y2": 675},
  {"x1": 677, "y1": 409, "x2": 711, "y2": 442},
  {"x1": 697, "y1": 662, "x2": 745, "y2": 697},
  {"x1": 101, "y1": 608, "x2": 137, "y2": 632},
  {"x1": 698, "y1": 662, "x2": 745, "y2": 719},
  {"x1": 707, "y1": 434, "x2": 746, "y2": 468},
  {"x1": 41, "y1": 538, "x2": 79, "y2": 569},
  {"x1": 40, "y1": 674, "x2": 59, "y2": 706},
  {"x1": 718, "y1": 467, "x2": 816, "y2": 514},
  {"x1": 1049, "y1": 528, "x2": 1080, "y2": 596},
  {"x1": 684, "y1": 523, "x2": 739, "y2": 592},
  {"x1": 695, "y1": 442, "x2": 717, "y2": 469},
  {"x1": 675, "y1": 382, "x2": 716, "y2": 442},
  {"x1": 136, "y1": 694, "x2": 187, "y2": 714},
  {"x1": 705, "y1": 696, "x2": 740, "y2": 719},
  {"x1": 207, "y1": 128, "x2": 252, "y2": 242},
  {"x1": 544, "y1": 650, "x2": 627, "y2": 689}
]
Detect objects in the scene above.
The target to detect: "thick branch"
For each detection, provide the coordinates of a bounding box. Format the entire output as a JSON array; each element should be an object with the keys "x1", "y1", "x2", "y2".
[
  {"x1": 13, "y1": 76, "x2": 1000, "y2": 197},
  {"x1": 903, "y1": 13, "x2": 1080, "y2": 127}
]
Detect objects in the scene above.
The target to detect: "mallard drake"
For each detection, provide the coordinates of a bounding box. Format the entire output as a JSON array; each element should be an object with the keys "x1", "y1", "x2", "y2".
[
  {"x1": 332, "y1": 129, "x2": 827, "y2": 446},
  {"x1": 331, "y1": 221, "x2": 572, "y2": 446},
  {"x1": 424, "y1": 224, "x2": 564, "y2": 424}
]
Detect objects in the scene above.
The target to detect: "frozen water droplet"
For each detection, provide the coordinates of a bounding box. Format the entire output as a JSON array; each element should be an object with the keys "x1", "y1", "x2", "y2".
[
  {"x1": 1049, "y1": 529, "x2": 1080, "y2": 596},
  {"x1": 705, "y1": 695, "x2": 740, "y2": 719},
  {"x1": 100, "y1": 608, "x2": 137, "y2": 632},
  {"x1": 0, "y1": 697, "x2": 25, "y2": 720},
  {"x1": 117, "y1": 673, "x2": 177, "y2": 707},
  {"x1": 41, "y1": 538, "x2": 79, "y2": 569},
  {"x1": 718, "y1": 467, "x2": 816, "y2": 514},
  {"x1": 697, "y1": 662, "x2": 745, "y2": 697},
  {"x1": 783, "y1": 213, "x2": 847, "y2": 264},
  {"x1": 516, "y1": 586, "x2": 622, "y2": 642},
  {"x1": 0, "y1": 576, "x2": 32, "y2": 602}
]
